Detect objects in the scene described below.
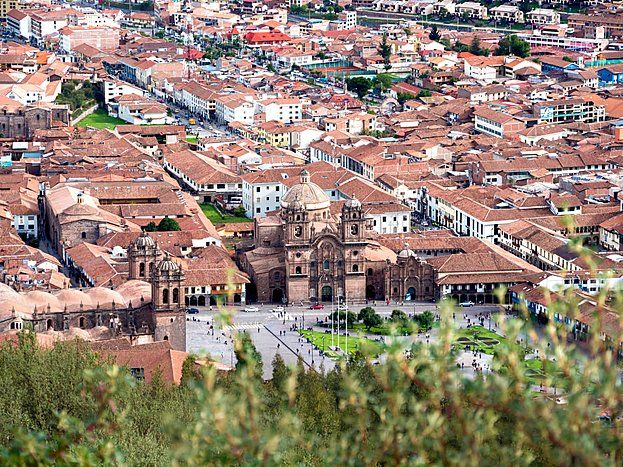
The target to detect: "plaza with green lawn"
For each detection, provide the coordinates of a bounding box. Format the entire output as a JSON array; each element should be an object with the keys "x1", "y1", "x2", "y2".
[
  {"x1": 300, "y1": 329, "x2": 385, "y2": 359},
  {"x1": 453, "y1": 326, "x2": 504, "y2": 355},
  {"x1": 200, "y1": 203, "x2": 249, "y2": 224},
  {"x1": 76, "y1": 109, "x2": 126, "y2": 130}
]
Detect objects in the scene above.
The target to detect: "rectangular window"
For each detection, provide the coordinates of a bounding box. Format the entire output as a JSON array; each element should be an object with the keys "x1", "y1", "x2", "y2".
[{"x1": 130, "y1": 368, "x2": 145, "y2": 381}]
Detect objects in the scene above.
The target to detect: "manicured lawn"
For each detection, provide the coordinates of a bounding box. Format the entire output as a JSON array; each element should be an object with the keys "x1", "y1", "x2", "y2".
[
  {"x1": 453, "y1": 326, "x2": 504, "y2": 355},
  {"x1": 345, "y1": 320, "x2": 437, "y2": 336},
  {"x1": 523, "y1": 358, "x2": 565, "y2": 385},
  {"x1": 300, "y1": 329, "x2": 385, "y2": 359},
  {"x1": 186, "y1": 135, "x2": 198, "y2": 144},
  {"x1": 200, "y1": 203, "x2": 249, "y2": 224},
  {"x1": 77, "y1": 109, "x2": 126, "y2": 130}
]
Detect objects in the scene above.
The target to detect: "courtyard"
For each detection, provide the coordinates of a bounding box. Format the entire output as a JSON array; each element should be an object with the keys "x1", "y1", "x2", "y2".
[
  {"x1": 200, "y1": 203, "x2": 249, "y2": 224},
  {"x1": 76, "y1": 109, "x2": 126, "y2": 130}
]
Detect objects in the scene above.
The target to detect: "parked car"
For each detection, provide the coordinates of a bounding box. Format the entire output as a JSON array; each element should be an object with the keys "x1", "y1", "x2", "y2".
[
  {"x1": 459, "y1": 301, "x2": 475, "y2": 307},
  {"x1": 272, "y1": 306, "x2": 285, "y2": 313},
  {"x1": 187, "y1": 307, "x2": 200, "y2": 314},
  {"x1": 243, "y1": 306, "x2": 259, "y2": 312},
  {"x1": 337, "y1": 304, "x2": 348, "y2": 311},
  {"x1": 309, "y1": 303, "x2": 324, "y2": 310}
]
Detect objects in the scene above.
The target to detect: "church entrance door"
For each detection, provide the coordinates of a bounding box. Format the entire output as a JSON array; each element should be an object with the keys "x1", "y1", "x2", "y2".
[
  {"x1": 272, "y1": 288, "x2": 284, "y2": 304},
  {"x1": 321, "y1": 285, "x2": 333, "y2": 303},
  {"x1": 405, "y1": 287, "x2": 416, "y2": 301}
]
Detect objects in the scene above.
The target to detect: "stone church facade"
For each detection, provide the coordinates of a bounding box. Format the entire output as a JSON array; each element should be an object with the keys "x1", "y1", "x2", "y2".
[
  {"x1": 6, "y1": 233, "x2": 187, "y2": 351},
  {"x1": 241, "y1": 170, "x2": 436, "y2": 305}
]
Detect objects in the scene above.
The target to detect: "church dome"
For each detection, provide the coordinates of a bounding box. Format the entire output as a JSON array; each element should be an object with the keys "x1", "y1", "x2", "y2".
[
  {"x1": 158, "y1": 255, "x2": 180, "y2": 272},
  {"x1": 133, "y1": 231, "x2": 156, "y2": 248},
  {"x1": 281, "y1": 169, "x2": 330, "y2": 211},
  {"x1": 398, "y1": 242, "x2": 417, "y2": 259},
  {"x1": 116, "y1": 280, "x2": 152, "y2": 305}
]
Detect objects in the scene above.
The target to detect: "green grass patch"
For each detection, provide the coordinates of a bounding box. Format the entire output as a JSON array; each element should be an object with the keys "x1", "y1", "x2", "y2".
[
  {"x1": 345, "y1": 320, "x2": 437, "y2": 336},
  {"x1": 453, "y1": 326, "x2": 505, "y2": 355},
  {"x1": 300, "y1": 329, "x2": 385, "y2": 359},
  {"x1": 77, "y1": 109, "x2": 126, "y2": 130},
  {"x1": 186, "y1": 135, "x2": 198, "y2": 145},
  {"x1": 200, "y1": 203, "x2": 249, "y2": 224},
  {"x1": 523, "y1": 358, "x2": 565, "y2": 385}
]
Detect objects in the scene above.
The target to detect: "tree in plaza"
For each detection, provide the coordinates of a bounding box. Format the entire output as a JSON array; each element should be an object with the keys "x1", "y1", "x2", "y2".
[
  {"x1": 495, "y1": 34, "x2": 530, "y2": 58},
  {"x1": 391, "y1": 309, "x2": 408, "y2": 322},
  {"x1": 378, "y1": 33, "x2": 392, "y2": 70},
  {"x1": 346, "y1": 77, "x2": 373, "y2": 99},
  {"x1": 373, "y1": 73, "x2": 393, "y2": 92},
  {"x1": 359, "y1": 307, "x2": 382, "y2": 330},
  {"x1": 157, "y1": 217, "x2": 181, "y2": 231},
  {"x1": 413, "y1": 310, "x2": 435, "y2": 330},
  {"x1": 330, "y1": 310, "x2": 357, "y2": 325},
  {"x1": 358, "y1": 306, "x2": 376, "y2": 322},
  {"x1": 429, "y1": 25, "x2": 441, "y2": 41},
  {"x1": 363, "y1": 312, "x2": 383, "y2": 331}
]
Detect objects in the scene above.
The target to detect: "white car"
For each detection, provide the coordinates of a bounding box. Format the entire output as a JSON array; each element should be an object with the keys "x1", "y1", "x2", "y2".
[
  {"x1": 272, "y1": 306, "x2": 285, "y2": 313},
  {"x1": 337, "y1": 304, "x2": 349, "y2": 311},
  {"x1": 243, "y1": 306, "x2": 259, "y2": 312},
  {"x1": 459, "y1": 301, "x2": 475, "y2": 307}
]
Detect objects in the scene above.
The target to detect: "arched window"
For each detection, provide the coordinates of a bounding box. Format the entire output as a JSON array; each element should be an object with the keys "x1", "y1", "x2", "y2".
[
  {"x1": 79, "y1": 317, "x2": 85, "y2": 329},
  {"x1": 352, "y1": 264, "x2": 359, "y2": 272},
  {"x1": 295, "y1": 266, "x2": 302, "y2": 274},
  {"x1": 47, "y1": 319, "x2": 53, "y2": 330},
  {"x1": 139, "y1": 262, "x2": 145, "y2": 277},
  {"x1": 323, "y1": 260, "x2": 330, "y2": 270},
  {"x1": 173, "y1": 288, "x2": 179, "y2": 303},
  {"x1": 162, "y1": 288, "x2": 169, "y2": 304},
  {"x1": 163, "y1": 335, "x2": 169, "y2": 341},
  {"x1": 351, "y1": 224, "x2": 358, "y2": 235},
  {"x1": 367, "y1": 268, "x2": 373, "y2": 276}
]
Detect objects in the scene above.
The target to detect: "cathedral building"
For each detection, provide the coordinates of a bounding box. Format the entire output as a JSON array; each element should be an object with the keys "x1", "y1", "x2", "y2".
[
  {"x1": 240, "y1": 170, "x2": 436, "y2": 305},
  {"x1": 0, "y1": 233, "x2": 187, "y2": 351}
]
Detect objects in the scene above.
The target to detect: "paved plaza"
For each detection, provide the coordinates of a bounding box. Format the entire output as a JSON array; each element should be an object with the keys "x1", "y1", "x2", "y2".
[{"x1": 187, "y1": 303, "x2": 501, "y2": 379}]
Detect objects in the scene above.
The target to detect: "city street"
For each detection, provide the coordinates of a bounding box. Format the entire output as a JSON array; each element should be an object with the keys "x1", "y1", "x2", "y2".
[{"x1": 187, "y1": 303, "x2": 501, "y2": 379}]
